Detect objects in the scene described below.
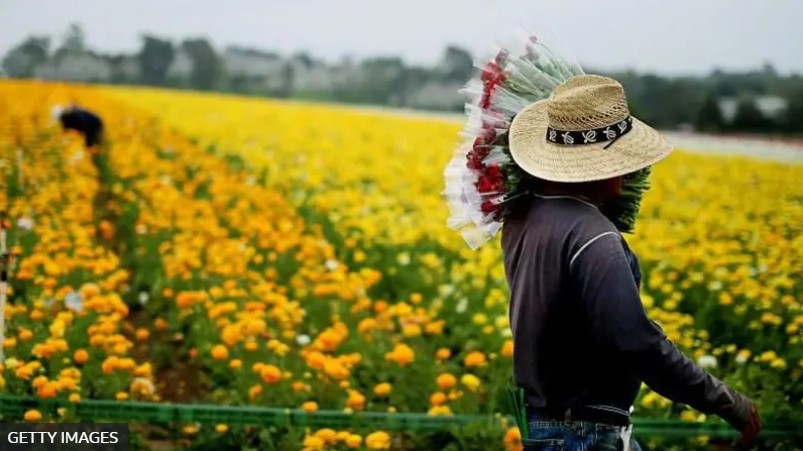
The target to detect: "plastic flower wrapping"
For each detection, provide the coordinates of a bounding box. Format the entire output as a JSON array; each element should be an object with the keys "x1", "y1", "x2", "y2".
[{"x1": 442, "y1": 35, "x2": 584, "y2": 249}]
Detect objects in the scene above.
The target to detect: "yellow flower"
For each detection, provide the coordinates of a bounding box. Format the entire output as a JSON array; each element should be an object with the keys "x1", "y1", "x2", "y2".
[
  {"x1": 345, "y1": 434, "x2": 363, "y2": 448},
  {"x1": 302, "y1": 401, "x2": 318, "y2": 413},
  {"x1": 303, "y1": 435, "x2": 325, "y2": 450},
  {"x1": 215, "y1": 424, "x2": 228, "y2": 433},
  {"x1": 427, "y1": 405, "x2": 452, "y2": 416},
  {"x1": 460, "y1": 374, "x2": 481, "y2": 392},
  {"x1": 374, "y1": 382, "x2": 392, "y2": 397},
  {"x1": 365, "y1": 431, "x2": 391, "y2": 450},
  {"x1": 314, "y1": 428, "x2": 338, "y2": 445}
]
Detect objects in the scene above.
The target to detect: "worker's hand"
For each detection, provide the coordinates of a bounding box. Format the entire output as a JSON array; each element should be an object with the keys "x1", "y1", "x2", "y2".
[
  {"x1": 711, "y1": 403, "x2": 761, "y2": 450},
  {"x1": 736, "y1": 403, "x2": 761, "y2": 448}
]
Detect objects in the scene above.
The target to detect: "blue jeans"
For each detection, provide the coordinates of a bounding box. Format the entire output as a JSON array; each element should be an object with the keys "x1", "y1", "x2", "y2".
[{"x1": 524, "y1": 417, "x2": 642, "y2": 451}]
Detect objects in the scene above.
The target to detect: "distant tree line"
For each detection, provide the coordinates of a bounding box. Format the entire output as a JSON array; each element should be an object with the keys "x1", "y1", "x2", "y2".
[{"x1": 3, "y1": 24, "x2": 802, "y2": 134}]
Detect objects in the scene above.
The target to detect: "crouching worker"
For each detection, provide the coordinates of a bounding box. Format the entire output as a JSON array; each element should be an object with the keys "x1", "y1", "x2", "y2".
[
  {"x1": 52, "y1": 104, "x2": 105, "y2": 148},
  {"x1": 52, "y1": 104, "x2": 119, "y2": 250}
]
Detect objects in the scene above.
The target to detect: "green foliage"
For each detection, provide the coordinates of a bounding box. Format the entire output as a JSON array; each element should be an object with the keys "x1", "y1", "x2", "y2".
[{"x1": 600, "y1": 167, "x2": 652, "y2": 233}]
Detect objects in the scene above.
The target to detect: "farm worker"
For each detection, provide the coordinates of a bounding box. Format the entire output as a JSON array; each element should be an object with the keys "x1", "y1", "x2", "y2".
[
  {"x1": 51, "y1": 103, "x2": 118, "y2": 250},
  {"x1": 502, "y1": 76, "x2": 761, "y2": 450},
  {"x1": 52, "y1": 104, "x2": 105, "y2": 148},
  {"x1": 444, "y1": 42, "x2": 762, "y2": 451}
]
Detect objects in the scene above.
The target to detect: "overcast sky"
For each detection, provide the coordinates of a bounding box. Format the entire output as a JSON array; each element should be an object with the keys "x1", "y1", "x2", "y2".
[{"x1": 1, "y1": 0, "x2": 801, "y2": 75}]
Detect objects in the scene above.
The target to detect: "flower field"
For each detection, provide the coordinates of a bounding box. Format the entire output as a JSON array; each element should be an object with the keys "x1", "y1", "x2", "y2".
[{"x1": 0, "y1": 80, "x2": 801, "y2": 450}]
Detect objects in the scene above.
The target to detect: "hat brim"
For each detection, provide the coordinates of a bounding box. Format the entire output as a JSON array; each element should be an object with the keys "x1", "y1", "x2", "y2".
[{"x1": 508, "y1": 100, "x2": 673, "y2": 183}]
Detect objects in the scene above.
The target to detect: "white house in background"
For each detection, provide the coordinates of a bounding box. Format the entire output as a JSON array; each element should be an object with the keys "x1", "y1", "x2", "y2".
[
  {"x1": 291, "y1": 60, "x2": 333, "y2": 92},
  {"x1": 718, "y1": 96, "x2": 789, "y2": 122},
  {"x1": 222, "y1": 47, "x2": 284, "y2": 77},
  {"x1": 222, "y1": 47, "x2": 287, "y2": 91},
  {"x1": 407, "y1": 82, "x2": 464, "y2": 110},
  {"x1": 166, "y1": 49, "x2": 194, "y2": 82},
  {"x1": 114, "y1": 56, "x2": 141, "y2": 82},
  {"x1": 34, "y1": 50, "x2": 112, "y2": 82}
]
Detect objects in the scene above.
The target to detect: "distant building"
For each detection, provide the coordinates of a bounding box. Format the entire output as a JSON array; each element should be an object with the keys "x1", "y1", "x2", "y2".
[
  {"x1": 718, "y1": 96, "x2": 789, "y2": 122},
  {"x1": 222, "y1": 46, "x2": 284, "y2": 77},
  {"x1": 222, "y1": 46, "x2": 287, "y2": 91},
  {"x1": 291, "y1": 59, "x2": 333, "y2": 92},
  {"x1": 34, "y1": 50, "x2": 112, "y2": 82},
  {"x1": 166, "y1": 49, "x2": 194, "y2": 83},
  {"x1": 113, "y1": 56, "x2": 140, "y2": 83},
  {"x1": 407, "y1": 82, "x2": 464, "y2": 110}
]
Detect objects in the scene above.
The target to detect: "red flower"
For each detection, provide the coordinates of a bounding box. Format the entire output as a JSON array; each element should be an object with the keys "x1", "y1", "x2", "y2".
[{"x1": 481, "y1": 201, "x2": 497, "y2": 214}]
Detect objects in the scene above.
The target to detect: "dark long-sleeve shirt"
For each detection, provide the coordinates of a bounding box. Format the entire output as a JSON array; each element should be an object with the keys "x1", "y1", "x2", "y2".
[
  {"x1": 58, "y1": 106, "x2": 104, "y2": 147},
  {"x1": 501, "y1": 195, "x2": 752, "y2": 429}
]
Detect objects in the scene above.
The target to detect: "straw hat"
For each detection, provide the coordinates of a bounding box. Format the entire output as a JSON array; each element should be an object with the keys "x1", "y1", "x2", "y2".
[{"x1": 508, "y1": 74, "x2": 672, "y2": 183}]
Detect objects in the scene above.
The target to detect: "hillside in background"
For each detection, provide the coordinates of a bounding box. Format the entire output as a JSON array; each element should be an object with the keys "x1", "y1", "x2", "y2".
[{"x1": 3, "y1": 24, "x2": 803, "y2": 134}]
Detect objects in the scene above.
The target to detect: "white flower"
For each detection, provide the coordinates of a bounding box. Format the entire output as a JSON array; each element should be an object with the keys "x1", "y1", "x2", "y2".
[
  {"x1": 396, "y1": 253, "x2": 410, "y2": 266},
  {"x1": 51, "y1": 105, "x2": 64, "y2": 123},
  {"x1": 138, "y1": 292, "x2": 150, "y2": 305},
  {"x1": 16, "y1": 217, "x2": 34, "y2": 231},
  {"x1": 438, "y1": 284, "x2": 455, "y2": 296},
  {"x1": 324, "y1": 259, "x2": 339, "y2": 271},
  {"x1": 708, "y1": 281, "x2": 723, "y2": 291},
  {"x1": 65, "y1": 292, "x2": 83, "y2": 312},
  {"x1": 68, "y1": 150, "x2": 84, "y2": 165},
  {"x1": 131, "y1": 377, "x2": 156, "y2": 395},
  {"x1": 296, "y1": 334, "x2": 311, "y2": 346},
  {"x1": 455, "y1": 298, "x2": 468, "y2": 314},
  {"x1": 697, "y1": 355, "x2": 717, "y2": 369}
]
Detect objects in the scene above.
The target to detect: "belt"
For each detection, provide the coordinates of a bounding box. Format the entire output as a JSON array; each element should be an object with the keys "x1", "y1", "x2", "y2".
[{"x1": 527, "y1": 405, "x2": 630, "y2": 427}]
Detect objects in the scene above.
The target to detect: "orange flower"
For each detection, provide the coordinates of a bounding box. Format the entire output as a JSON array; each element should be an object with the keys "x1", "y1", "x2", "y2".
[
  {"x1": 301, "y1": 401, "x2": 318, "y2": 413},
  {"x1": 211, "y1": 345, "x2": 229, "y2": 361},
  {"x1": 23, "y1": 409, "x2": 42, "y2": 422},
  {"x1": 385, "y1": 343, "x2": 414, "y2": 367},
  {"x1": 260, "y1": 365, "x2": 282, "y2": 384},
  {"x1": 436, "y1": 373, "x2": 457, "y2": 390},
  {"x1": 435, "y1": 348, "x2": 451, "y2": 361},
  {"x1": 504, "y1": 427, "x2": 523, "y2": 451},
  {"x1": 501, "y1": 340, "x2": 514, "y2": 358},
  {"x1": 135, "y1": 328, "x2": 150, "y2": 342},
  {"x1": 248, "y1": 384, "x2": 263, "y2": 400},
  {"x1": 464, "y1": 351, "x2": 487, "y2": 368},
  {"x1": 73, "y1": 349, "x2": 89, "y2": 365},
  {"x1": 429, "y1": 392, "x2": 447, "y2": 406}
]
